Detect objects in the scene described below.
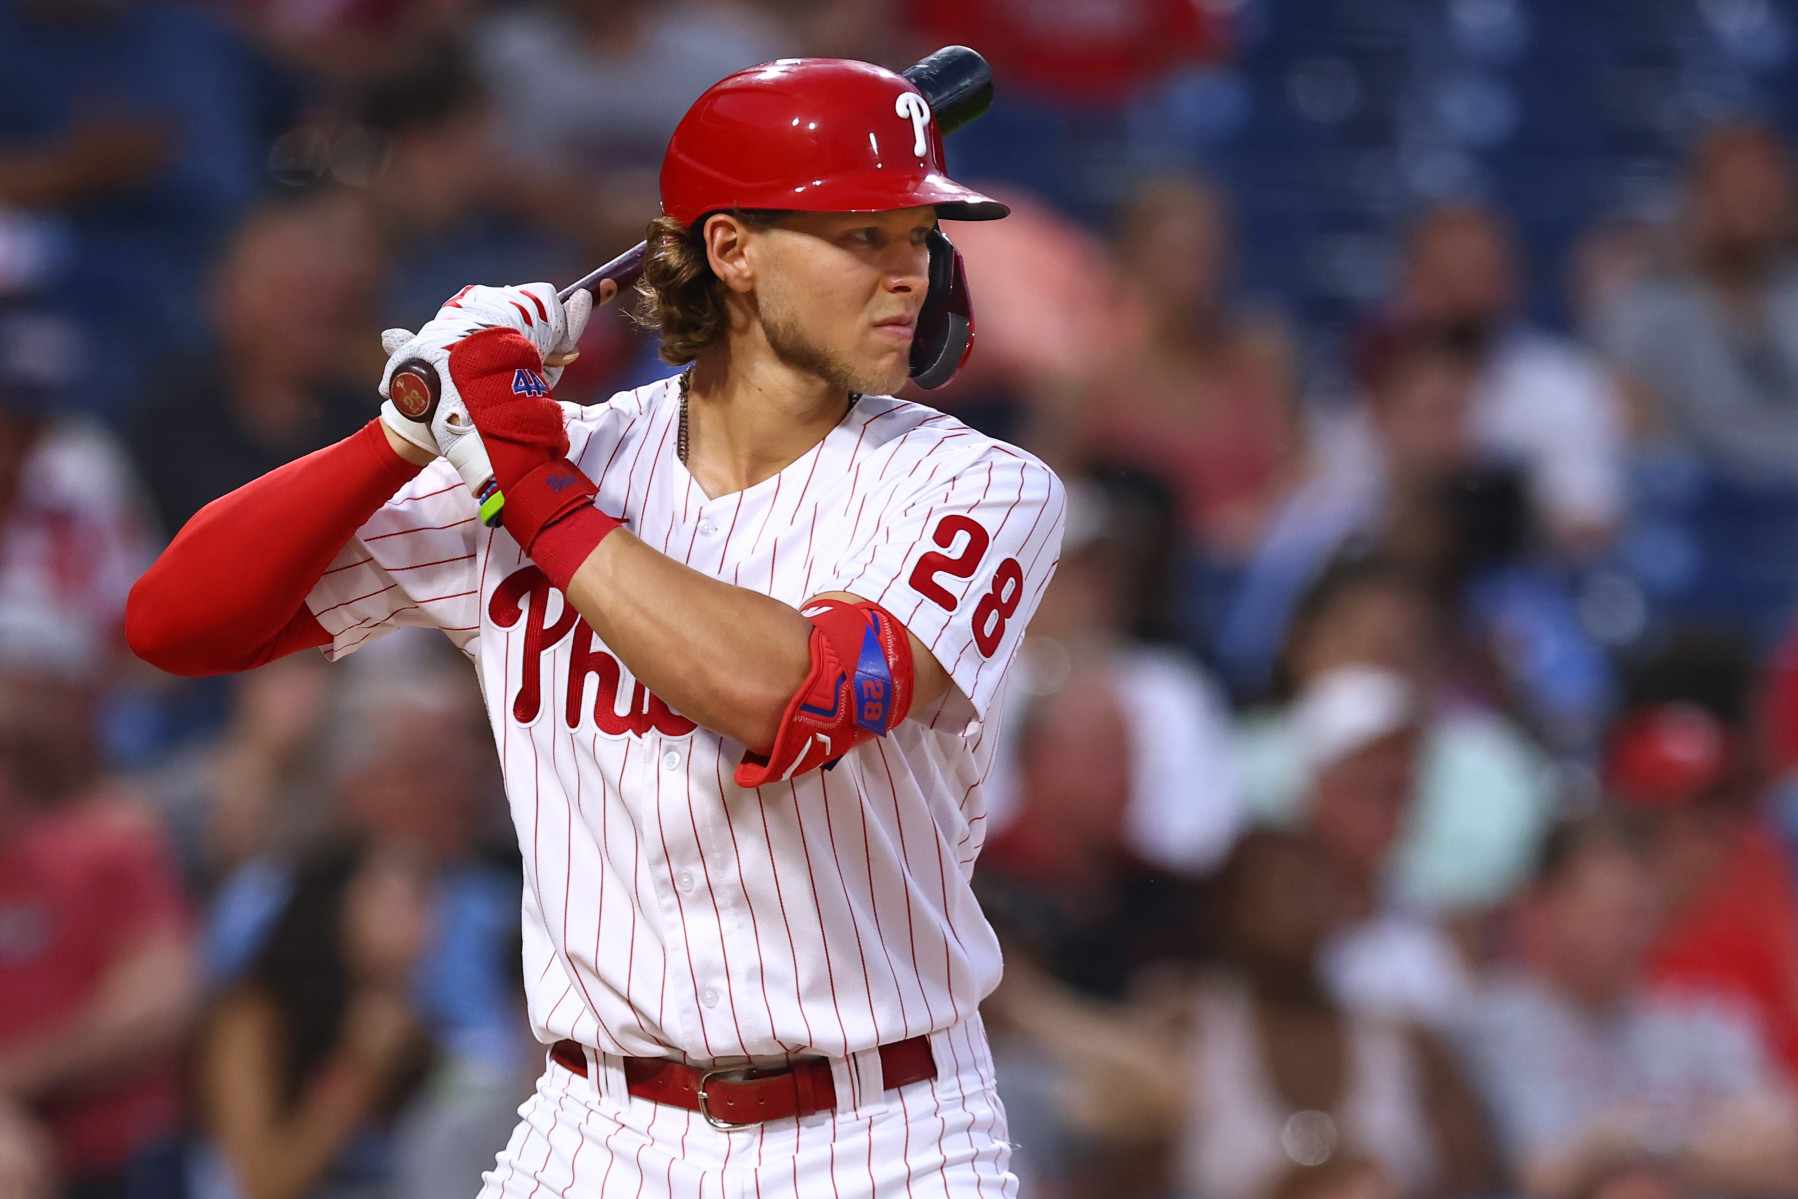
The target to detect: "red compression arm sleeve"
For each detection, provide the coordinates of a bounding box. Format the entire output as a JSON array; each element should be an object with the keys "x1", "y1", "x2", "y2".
[{"x1": 126, "y1": 420, "x2": 425, "y2": 677}]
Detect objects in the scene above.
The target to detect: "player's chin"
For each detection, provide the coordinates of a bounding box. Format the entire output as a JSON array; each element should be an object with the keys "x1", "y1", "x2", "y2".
[{"x1": 853, "y1": 345, "x2": 913, "y2": 396}]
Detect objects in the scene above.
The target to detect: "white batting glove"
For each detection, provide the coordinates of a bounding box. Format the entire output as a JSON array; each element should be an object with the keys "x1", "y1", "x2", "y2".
[
  {"x1": 430, "y1": 283, "x2": 592, "y2": 387},
  {"x1": 377, "y1": 315, "x2": 497, "y2": 503}
]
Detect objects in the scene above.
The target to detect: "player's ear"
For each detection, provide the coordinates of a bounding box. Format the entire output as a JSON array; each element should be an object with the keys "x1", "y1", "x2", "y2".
[{"x1": 703, "y1": 214, "x2": 757, "y2": 295}]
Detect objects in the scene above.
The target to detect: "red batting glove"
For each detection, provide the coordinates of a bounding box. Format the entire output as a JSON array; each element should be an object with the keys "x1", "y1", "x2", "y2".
[{"x1": 448, "y1": 327, "x2": 621, "y2": 588}]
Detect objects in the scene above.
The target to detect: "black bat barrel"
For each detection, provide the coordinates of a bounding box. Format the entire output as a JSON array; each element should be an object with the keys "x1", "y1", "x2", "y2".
[{"x1": 904, "y1": 46, "x2": 994, "y2": 135}]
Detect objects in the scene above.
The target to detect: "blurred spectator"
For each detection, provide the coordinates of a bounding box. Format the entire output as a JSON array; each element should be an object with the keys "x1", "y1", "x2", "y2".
[
  {"x1": 977, "y1": 645, "x2": 1214, "y2": 1198},
  {"x1": 470, "y1": 0, "x2": 785, "y2": 175},
  {"x1": 355, "y1": 48, "x2": 578, "y2": 333},
  {"x1": 1266, "y1": 665, "x2": 1478, "y2": 1031},
  {"x1": 977, "y1": 656, "x2": 1203, "y2": 1002},
  {"x1": 190, "y1": 839, "x2": 435, "y2": 1199},
  {"x1": 224, "y1": 0, "x2": 483, "y2": 93},
  {"x1": 1169, "y1": 830, "x2": 1494, "y2": 1199},
  {"x1": 1566, "y1": 218, "x2": 1667, "y2": 353},
  {"x1": 1459, "y1": 813, "x2": 1798, "y2": 1199},
  {"x1": 139, "y1": 653, "x2": 335, "y2": 896},
  {"x1": 0, "y1": 646, "x2": 199, "y2": 1197},
  {"x1": 1238, "y1": 558, "x2": 1555, "y2": 940},
  {"x1": 199, "y1": 654, "x2": 532, "y2": 1198},
  {"x1": 908, "y1": 0, "x2": 1225, "y2": 106},
  {"x1": 984, "y1": 475, "x2": 1244, "y2": 876},
  {"x1": 1385, "y1": 204, "x2": 1626, "y2": 552},
  {"x1": 1602, "y1": 700, "x2": 1798, "y2": 1085},
  {"x1": 1075, "y1": 176, "x2": 1305, "y2": 560},
  {"x1": 1570, "y1": 1162, "x2": 1683, "y2": 1199},
  {"x1": 1222, "y1": 327, "x2": 1611, "y2": 742},
  {"x1": 0, "y1": 0, "x2": 276, "y2": 415},
  {"x1": 1601, "y1": 126, "x2": 1798, "y2": 487},
  {"x1": 129, "y1": 191, "x2": 383, "y2": 536},
  {"x1": 906, "y1": 0, "x2": 1231, "y2": 223},
  {"x1": 988, "y1": 829, "x2": 1493, "y2": 1199},
  {"x1": 0, "y1": 310, "x2": 156, "y2": 663},
  {"x1": 1262, "y1": 1155, "x2": 1403, "y2": 1199}
]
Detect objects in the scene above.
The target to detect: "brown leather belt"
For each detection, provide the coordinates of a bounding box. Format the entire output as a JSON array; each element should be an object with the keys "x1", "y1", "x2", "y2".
[{"x1": 550, "y1": 1036, "x2": 936, "y2": 1128}]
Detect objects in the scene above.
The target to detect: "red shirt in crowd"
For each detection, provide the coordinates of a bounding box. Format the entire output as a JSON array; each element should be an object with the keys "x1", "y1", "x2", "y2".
[
  {"x1": 0, "y1": 800, "x2": 191, "y2": 1173},
  {"x1": 908, "y1": 0, "x2": 1229, "y2": 103},
  {"x1": 1647, "y1": 824, "x2": 1798, "y2": 1082}
]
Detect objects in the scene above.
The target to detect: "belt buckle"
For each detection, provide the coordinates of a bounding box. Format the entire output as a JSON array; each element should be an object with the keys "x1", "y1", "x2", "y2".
[{"x1": 695, "y1": 1066, "x2": 755, "y2": 1130}]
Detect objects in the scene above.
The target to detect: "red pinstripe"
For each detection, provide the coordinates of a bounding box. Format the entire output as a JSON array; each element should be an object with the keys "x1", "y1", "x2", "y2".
[
  {"x1": 713, "y1": 745, "x2": 787, "y2": 1052},
  {"x1": 785, "y1": 778, "x2": 855, "y2": 1074},
  {"x1": 653, "y1": 746, "x2": 716, "y2": 1057},
  {"x1": 587, "y1": 733, "x2": 622, "y2": 1049},
  {"x1": 627, "y1": 1100, "x2": 658, "y2": 1199},
  {"x1": 554, "y1": 1085, "x2": 587, "y2": 1199},
  {"x1": 521, "y1": 1078, "x2": 567, "y2": 1199},
  {"x1": 849, "y1": 760, "x2": 917, "y2": 1029},
  {"x1": 841, "y1": 452, "x2": 972, "y2": 600},
  {"x1": 816, "y1": 771, "x2": 882, "y2": 1040},
  {"x1": 873, "y1": 738, "x2": 940, "y2": 1027},
  {"x1": 618, "y1": 393, "x2": 668, "y2": 524},
  {"x1": 688, "y1": 743, "x2": 750, "y2": 1054},
  {"x1": 311, "y1": 579, "x2": 399, "y2": 615},
  {"x1": 753, "y1": 783, "x2": 817, "y2": 1048},
  {"x1": 391, "y1": 480, "x2": 463, "y2": 504},
  {"x1": 363, "y1": 514, "x2": 475, "y2": 540},
  {"x1": 318, "y1": 555, "x2": 375, "y2": 576},
  {"x1": 714, "y1": 491, "x2": 745, "y2": 577}
]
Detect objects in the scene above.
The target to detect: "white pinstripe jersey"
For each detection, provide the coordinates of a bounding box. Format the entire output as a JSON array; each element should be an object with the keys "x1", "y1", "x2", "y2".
[{"x1": 306, "y1": 376, "x2": 1066, "y2": 1062}]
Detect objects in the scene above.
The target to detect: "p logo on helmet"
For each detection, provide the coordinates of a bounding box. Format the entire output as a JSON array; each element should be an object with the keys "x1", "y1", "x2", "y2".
[{"x1": 894, "y1": 93, "x2": 932, "y2": 157}]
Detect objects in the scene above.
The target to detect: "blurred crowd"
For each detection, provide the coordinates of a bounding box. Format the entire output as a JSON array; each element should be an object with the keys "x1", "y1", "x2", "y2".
[{"x1": 8, "y1": 1, "x2": 1798, "y2": 1199}]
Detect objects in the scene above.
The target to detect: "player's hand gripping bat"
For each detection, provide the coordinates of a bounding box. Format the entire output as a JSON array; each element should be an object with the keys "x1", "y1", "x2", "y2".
[{"x1": 382, "y1": 45, "x2": 996, "y2": 517}]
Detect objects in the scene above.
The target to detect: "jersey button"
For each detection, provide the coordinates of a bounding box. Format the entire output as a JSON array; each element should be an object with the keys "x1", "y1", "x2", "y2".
[
  {"x1": 697, "y1": 519, "x2": 717, "y2": 537},
  {"x1": 662, "y1": 750, "x2": 681, "y2": 771},
  {"x1": 676, "y1": 871, "x2": 695, "y2": 893},
  {"x1": 700, "y1": 988, "x2": 720, "y2": 1009}
]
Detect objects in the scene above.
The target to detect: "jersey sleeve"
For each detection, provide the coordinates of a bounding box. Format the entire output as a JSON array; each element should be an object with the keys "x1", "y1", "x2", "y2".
[
  {"x1": 827, "y1": 446, "x2": 1065, "y2": 722},
  {"x1": 306, "y1": 459, "x2": 484, "y2": 660}
]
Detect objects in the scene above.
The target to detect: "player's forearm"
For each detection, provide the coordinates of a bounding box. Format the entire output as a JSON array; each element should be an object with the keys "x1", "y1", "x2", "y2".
[{"x1": 564, "y1": 530, "x2": 812, "y2": 750}]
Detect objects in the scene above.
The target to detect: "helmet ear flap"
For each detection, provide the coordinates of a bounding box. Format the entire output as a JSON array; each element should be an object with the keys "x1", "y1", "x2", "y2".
[{"x1": 909, "y1": 228, "x2": 975, "y2": 390}]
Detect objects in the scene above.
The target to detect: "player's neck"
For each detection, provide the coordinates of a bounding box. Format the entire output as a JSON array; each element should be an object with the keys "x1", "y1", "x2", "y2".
[{"x1": 682, "y1": 347, "x2": 854, "y2": 500}]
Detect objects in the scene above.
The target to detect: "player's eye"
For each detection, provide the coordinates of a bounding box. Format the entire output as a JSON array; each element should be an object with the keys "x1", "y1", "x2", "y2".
[{"x1": 849, "y1": 227, "x2": 882, "y2": 245}]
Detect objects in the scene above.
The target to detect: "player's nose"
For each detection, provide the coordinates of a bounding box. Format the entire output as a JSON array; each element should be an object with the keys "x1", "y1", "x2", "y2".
[{"x1": 884, "y1": 244, "x2": 930, "y2": 299}]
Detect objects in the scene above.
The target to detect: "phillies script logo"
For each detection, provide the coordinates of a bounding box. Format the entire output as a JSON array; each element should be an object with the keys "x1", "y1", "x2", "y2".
[{"x1": 489, "y1": 566, "x2": 696, "y2": 737}]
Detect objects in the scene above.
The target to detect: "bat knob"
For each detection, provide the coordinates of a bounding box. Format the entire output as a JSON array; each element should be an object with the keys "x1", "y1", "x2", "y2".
[{"x1": 387, "y1": 359, "x2": 441, "y2": 423}]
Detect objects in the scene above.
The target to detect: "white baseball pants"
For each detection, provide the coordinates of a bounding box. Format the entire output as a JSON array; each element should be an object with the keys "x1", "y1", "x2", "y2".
[{"x1": 477, "y1": 1018, "x2": 1019, "y2": 1198}]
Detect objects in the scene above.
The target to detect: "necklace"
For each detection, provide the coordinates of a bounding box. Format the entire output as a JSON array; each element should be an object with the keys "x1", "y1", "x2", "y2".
[{"x1": 676, "y1": 369, "x2": 862, "y2": 466}]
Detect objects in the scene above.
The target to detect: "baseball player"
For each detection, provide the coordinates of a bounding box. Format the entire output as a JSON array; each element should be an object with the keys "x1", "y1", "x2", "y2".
[{"x1": 128, "y1": 58, "x2": 1064, "y2": 1196}]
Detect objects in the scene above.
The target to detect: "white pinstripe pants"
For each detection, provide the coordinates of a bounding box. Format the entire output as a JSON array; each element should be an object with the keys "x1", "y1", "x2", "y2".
[{"x1": 477, "y1": 1018, "x2": 1019, "y2": 1198}]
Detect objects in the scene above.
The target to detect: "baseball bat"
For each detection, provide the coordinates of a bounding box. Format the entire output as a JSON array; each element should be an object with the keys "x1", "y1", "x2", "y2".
[{"x1": 386, "y1": 46, "x2": 994, "y2": 524}]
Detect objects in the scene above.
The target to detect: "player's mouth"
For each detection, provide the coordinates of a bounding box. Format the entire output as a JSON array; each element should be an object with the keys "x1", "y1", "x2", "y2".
[{"x1": 872, "y1": 316, "x2": 915, "y2": 342}]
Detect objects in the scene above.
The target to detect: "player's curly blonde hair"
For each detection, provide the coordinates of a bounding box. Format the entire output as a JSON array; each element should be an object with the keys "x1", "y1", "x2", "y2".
[{"x1": 634, "y1": 211, "x2": 788, "y2": 365}]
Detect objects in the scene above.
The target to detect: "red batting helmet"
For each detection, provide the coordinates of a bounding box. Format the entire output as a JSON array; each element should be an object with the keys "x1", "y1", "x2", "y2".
[
  {"x1": 660, "y1": 58, "x2": 1008, "y2": 227},
  {"x1": 659, "y1": 58, "x2": 1007, "y2": 389}
]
